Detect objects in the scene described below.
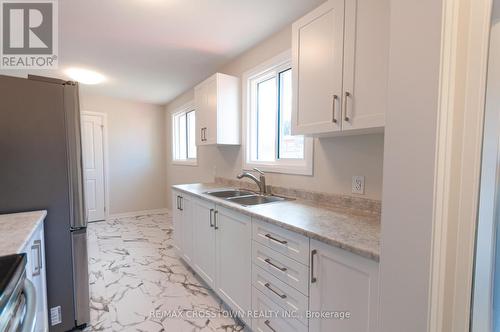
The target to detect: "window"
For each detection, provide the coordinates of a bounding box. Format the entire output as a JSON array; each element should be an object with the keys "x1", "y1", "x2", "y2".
[
  {"x1": 244, "y1": 52, "x2": 313, "y2": 175},
  {"x1": 172, "y1": 103, "x2": 197, "y2": 165}
]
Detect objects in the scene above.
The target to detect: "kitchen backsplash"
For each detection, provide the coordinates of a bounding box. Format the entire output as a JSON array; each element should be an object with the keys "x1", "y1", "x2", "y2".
[{"x1": 214, "y1": 177, "x2": 382, "y2": 218}]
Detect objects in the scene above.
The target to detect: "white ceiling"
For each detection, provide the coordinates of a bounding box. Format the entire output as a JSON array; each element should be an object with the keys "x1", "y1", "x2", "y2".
[{"x1": 1, "y1": 0, "x2": 324, "y2": 104}]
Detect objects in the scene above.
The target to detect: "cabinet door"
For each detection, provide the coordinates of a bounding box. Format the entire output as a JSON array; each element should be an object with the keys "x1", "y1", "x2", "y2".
[
  {"x1": 342, "y1": 0, "x2": 389, "y2": 132},
  {"x1": 172, "y1": 191, "x2": 183, "y2": 253},
  {"x1": 309, "y1": 239, "x2": 379, "y2": 332},
  {"x1": 192, "y1": 199, "x2": 217, "y2": 289},
  {"x1": 215, "y1": 206, "x2": 252, "y2": 326},
  {"x1": 195, "y1": 84, "x2": 207, "y2": 146},
  {"x1": 203, "y1": 78, "x2": 218, "y2": 145},
  {"x1": 180, "y1": 195, "x2": 193, "y2": 264},
  {"x1": 292, "y1": 0, "x2": 345, "y2": 135},
  {"x1": 195, "y1": 78, "x2": 218, "y2": 146}
]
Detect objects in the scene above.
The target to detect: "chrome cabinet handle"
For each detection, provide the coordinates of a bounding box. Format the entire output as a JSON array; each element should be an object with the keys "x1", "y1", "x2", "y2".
[
  {"x1": 311, "y1": 249, "x2": 317, "y2": 283},
  {"x1": 264, "y1": 320, "x2": 277, "y2": 332},
  {"x1": 176, "y1": 196, "x2": 180, "y2": 210},
  {"x1": 209, "y1": 209, "x2": 214, "y2": 227},
  {"x1": 179, "y1": 196, "x2": 183, "y2": 211},
  {"x1": 214, "y1": 210, "x2": 219, "y2": 230},
  {"x1": 264, "y1": 282, "x2": 287, "y2": 299},
  {"x1": 344, "y1": 91, "x2": 351, "y2": 122},
  {"x1": 264, "y1": 258, "x2": 287, "y2": 272},
  {"x1": 332, "y1": 94, "x2": 338, "y2": 123},
  {"x1": 264, "y1": 233, "x2": 287, "y2": 245}
]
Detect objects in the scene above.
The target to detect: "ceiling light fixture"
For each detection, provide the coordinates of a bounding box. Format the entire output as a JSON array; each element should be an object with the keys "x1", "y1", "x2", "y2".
[{"x1": 64, "y1": 67, "x2": 106, "y2": 85}]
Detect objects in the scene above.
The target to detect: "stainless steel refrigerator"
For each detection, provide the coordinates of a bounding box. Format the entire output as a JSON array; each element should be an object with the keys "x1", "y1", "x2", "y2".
[{"x1": 0, "y1": 75, "x2": 90, "y2": 331}]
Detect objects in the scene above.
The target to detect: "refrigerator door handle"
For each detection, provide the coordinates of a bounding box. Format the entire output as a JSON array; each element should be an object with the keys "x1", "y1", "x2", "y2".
[{"x1": 64, "y1": 82, "x2": 87, "y2": 229}]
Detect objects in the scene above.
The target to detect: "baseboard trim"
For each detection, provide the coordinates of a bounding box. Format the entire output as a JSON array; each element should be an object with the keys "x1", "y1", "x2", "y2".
[{"x1": 107, "y1": 208, "x2": 169, "y2": 219}]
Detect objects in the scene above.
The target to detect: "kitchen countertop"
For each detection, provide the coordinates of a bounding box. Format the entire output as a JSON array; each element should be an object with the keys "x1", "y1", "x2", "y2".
[
  {"x1": 0, "y1": 211, "x2": 46, "y2": 256},
  {"x1": 172, "y1": 183, "x2": 380, "y2": 261}
]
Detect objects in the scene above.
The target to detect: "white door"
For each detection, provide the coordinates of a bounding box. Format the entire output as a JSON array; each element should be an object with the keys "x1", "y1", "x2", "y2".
[
  {"x1": 291, "y1": 0, "x2": 345, "y2": 135},
  {"x1": 193, "y1": 199, "x2": 217, "y2": 288},
  {"x1": 81, "y1": 114, "x2": 106, "y2": 222},
  {"x1": 215, "y1": 206, "x2": 252, "y2": 326},
  {"x1": 309, "y1": 239, "x2": 380, "y2": 332}
]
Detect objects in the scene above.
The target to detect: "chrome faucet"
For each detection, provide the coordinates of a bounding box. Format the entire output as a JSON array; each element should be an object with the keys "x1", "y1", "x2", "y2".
[{"x1": 237, "y1": 168, "x2": 267, "y2": 195}]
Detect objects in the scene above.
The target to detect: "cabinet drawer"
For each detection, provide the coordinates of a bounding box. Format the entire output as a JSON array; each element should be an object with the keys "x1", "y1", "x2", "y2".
[
  {"x1": 252, "y1": 241, "x2": 309, "y2": 295},
  {"x1": 252, "y1": 287, "x2": 308, "y2": 332},
  {"x1": 253, "y1": 219, "x2": 310, "y2": 265},
  {"x1": 253, "y1": 265, "x2": 309, "y2": 326}
]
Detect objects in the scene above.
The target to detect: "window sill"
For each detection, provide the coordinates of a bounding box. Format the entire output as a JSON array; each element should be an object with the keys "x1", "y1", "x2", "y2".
[{"x1": 172, "y1": 160, "x2": 198, "y2": 167}]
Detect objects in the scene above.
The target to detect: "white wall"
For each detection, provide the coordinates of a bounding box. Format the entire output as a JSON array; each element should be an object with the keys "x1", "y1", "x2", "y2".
[
  {"x1": 80, "y1": 91, "x2": 167, "y2": 214},
  {"x1": 378, "y1": 0, "x2": 444, "y2": 331},
  {"x1": 165, "y1": 25, "x2": 385, "y2": 209}
]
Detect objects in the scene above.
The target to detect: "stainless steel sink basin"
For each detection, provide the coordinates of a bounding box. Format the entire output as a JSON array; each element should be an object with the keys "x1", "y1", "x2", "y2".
[
  {"x1": 205, "y1": 189, "x2": 255, "y2": 198},
  {"x1": 226, "y1": 195, "x2": 289, "y2": 206}
]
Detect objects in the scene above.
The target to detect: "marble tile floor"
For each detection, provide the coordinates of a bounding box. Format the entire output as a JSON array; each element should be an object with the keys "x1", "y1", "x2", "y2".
[{"x1": 83, "y1": 213, "x2": 245, "y2": 331}]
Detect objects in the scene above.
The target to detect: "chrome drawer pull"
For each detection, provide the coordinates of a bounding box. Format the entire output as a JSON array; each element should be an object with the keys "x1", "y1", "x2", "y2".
[
  {"x1": 264, "y1": 258, "x2": 287, "y2": 272},
  {"x1": 264, "y1": 320, "x2": 277, "y2": 332},
  {"x1": 332, "y1": 94, "x2": 338, "y2": 123},
  {"x1": 214, "y1": 210, "x2": 219, "y2": 230},
  {"x1": 311, "y1": 249, "x2": 317, "y2": 283},
  {"x1": 264, "y1": 234, "x2": 287, "y2": 245},
  {"x1": 264, "y1": 282, "x2": 287, "y2": 299},
  {"x1": 344, "y1": 91, "x2": 351, "y2": 122}
]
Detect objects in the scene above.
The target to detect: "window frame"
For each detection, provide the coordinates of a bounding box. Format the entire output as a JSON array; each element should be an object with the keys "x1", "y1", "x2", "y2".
[
  {"x1": 171, "y1": 101, "x2": 198, "y2": 166},
  {"x1": 242, "y1": 51, "x2": 314, "y2": 175}
]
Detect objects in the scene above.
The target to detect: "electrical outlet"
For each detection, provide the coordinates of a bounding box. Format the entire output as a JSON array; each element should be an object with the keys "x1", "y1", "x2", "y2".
[{"x1": 352, "y1": 176, "x2": 365, "y2": 194}]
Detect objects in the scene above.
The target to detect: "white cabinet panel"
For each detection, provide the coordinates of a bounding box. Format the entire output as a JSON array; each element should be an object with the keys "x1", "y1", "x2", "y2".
[
  {"x1": 342, "y1": 0, "x2": 389, "y2": 132},
  {"x1": 195, "y1": 73, "x2": 240, "y2": 146},
  {"x1": 292, "y1": 0, "x2": 389, "y2": 136},
  {"x1": 292, "y1": 0, "x2": 345, "y2": 135},
  {"x1": 192, "y1": 198, "x2": 217, "y2": 289},
  {"x1": 180, "y1": 195, "x2": 193, "y2": 264},
  {"x1": 172, "y1": 190, "x2": 183, "y2": 253},
  {"x1": 215, "y1": 206, "x2": 252, "y2": 326},
  {"x1": 309, "y1": 239, "x2": 379, "y2": 332},
  {"x1": 172, "y1": 190, "x2": 193, "y2": 264}
]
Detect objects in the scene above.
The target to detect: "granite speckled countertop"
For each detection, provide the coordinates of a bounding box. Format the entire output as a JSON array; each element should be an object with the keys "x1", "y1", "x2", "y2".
[
  {"x1": 0, "y1": 211, "x2": 46, "y2": 256},
  {"x1": 172, "y1": 183, "x2": 380, "y2": 261}
]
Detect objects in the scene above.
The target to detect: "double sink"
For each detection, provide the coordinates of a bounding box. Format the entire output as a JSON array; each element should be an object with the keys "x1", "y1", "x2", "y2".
[{"x1": 204, "y1": 189, "x2": 292, "y2": 206}]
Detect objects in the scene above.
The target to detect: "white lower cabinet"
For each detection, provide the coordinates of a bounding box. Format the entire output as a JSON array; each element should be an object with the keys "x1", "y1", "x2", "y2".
[
  {"x1": 172, "y1": 190, "x2": 380, "y2": 332},
  {"x1": 192, "y1": 198, "x2": 217, "y2": 289},
  {"x1": 309, "y1": 239, "x2": 379, "y2": 332},
  {"x1": 172, "y1": 190, "x2": 193, "y2": 264},
  {"x1": 214, "y1": 206, "x2": 252, "y2": 326},
  {"x1": 21, "y1": 220, "x2": 48, "y2": 332}
]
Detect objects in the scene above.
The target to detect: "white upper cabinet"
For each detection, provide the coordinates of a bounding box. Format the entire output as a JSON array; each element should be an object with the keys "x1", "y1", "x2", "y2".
[
  {"x1": 292, "y1": 0, "x2": 389, "y2": 136},
  {"x1": 292, "y1": 0, "x2": 345, "y2": 135},
  {"x1": 195, "y1": 73, "x2": 241, "y2": 145}
]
